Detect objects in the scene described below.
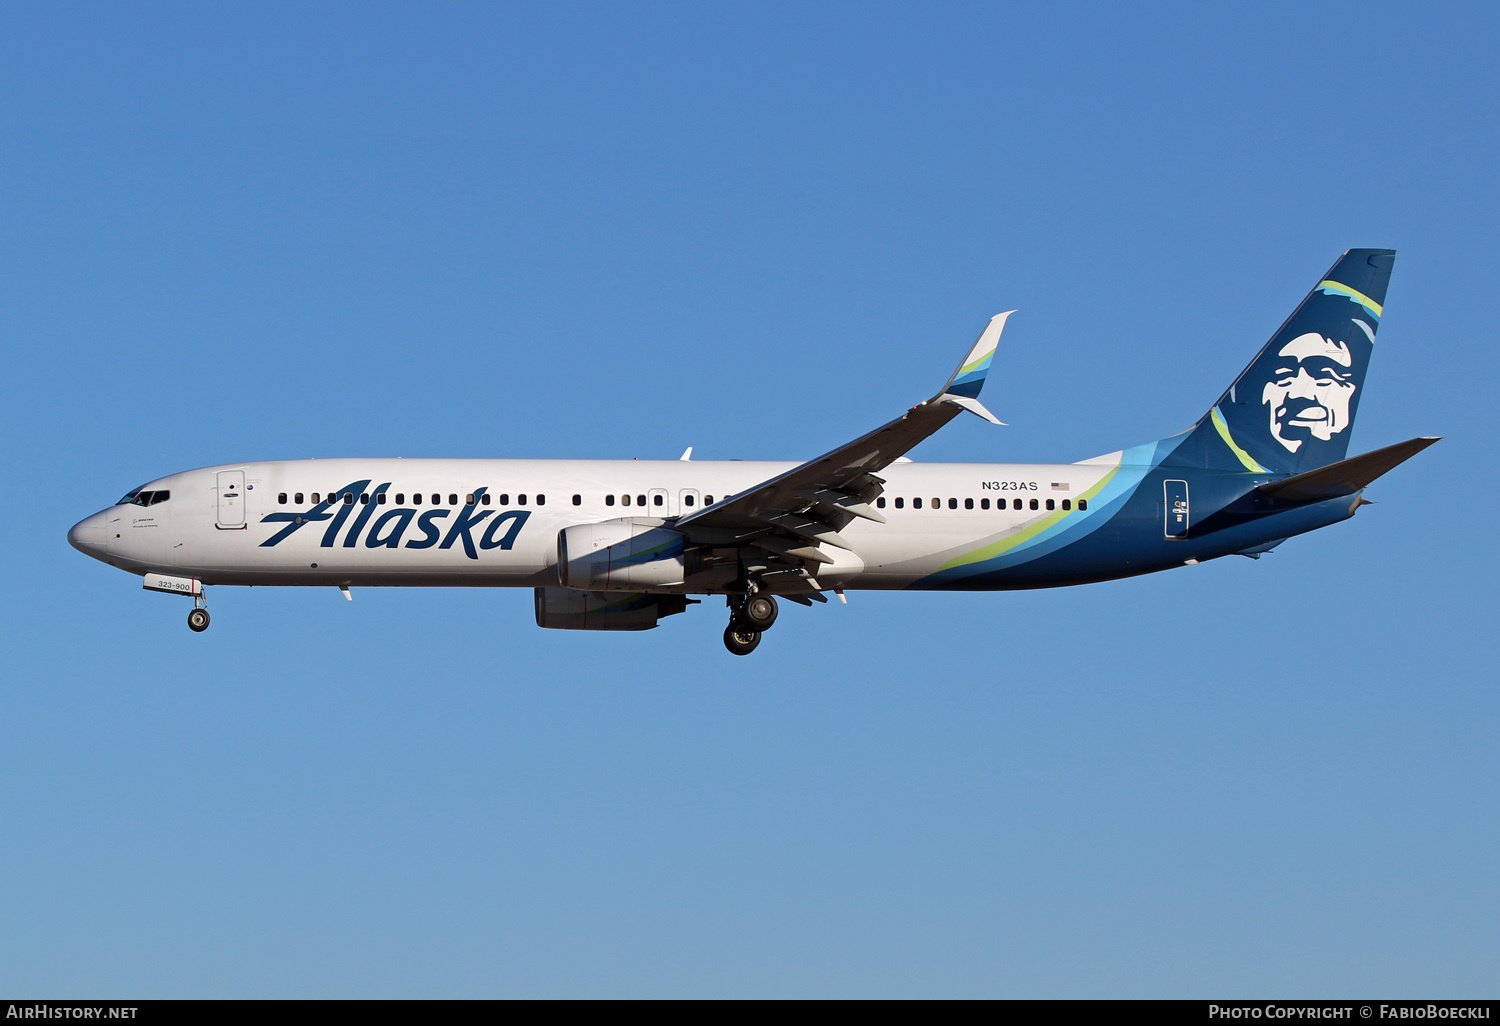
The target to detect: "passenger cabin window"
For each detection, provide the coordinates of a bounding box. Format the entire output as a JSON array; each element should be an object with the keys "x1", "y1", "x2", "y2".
[
  {"x1": 964, "y1": 498, "x2": 973, "y2": 509},
  {"x1": 704, "y1": 495, "x2": 714, "y2": 505},
  {"x1": 344, "y1": 493, "x2": 354, "y2": 505},
  {"x1": 465, "y1": 493, "x2": 476, "y2": 506},
  {"x1": 606, "y1": 495, "x2": 616, "y2": 506},
  {"x1": 621, "y1": 494, "x2": 630, "y2": 506},
  {"x1": 876, "y1": 497, "x2": 886, "y2": 508},
  {"x1": 377, "y1": 493, "x2": 387, "y2": 504},
  {"x1": 481, "y1": 493, "x2": 491, "y2": 505},
  {"x1": 949, "y1": 498, "x2": 958, "y2": 509},
  {"x1": 1078, "y1": 499, "x2": 1088, "y2": 511},
  {"x1": 1030, "y1": 498, "x2": 1039, "y2": 510},
  {"x1": 499, "y1": 493, "x2": 510, "y2": 505},
  {"x1": 914, "y1": 498, "x2": 923, "y2": 509},
  {"x1": 932, "y1": 498, "x2": 940, "y2": 509},
  {"x1": 895, "y1": 497, "x2": 904, "y2": 509},
  {"x1": 278, "y1": 493, "x2": 288, "y2": 504},
  {"x1": 518, "y1": 494, "x2": 527, "y2": 505},
  {"x1": 683, "y1": 495, "x2": 695, "y2": 507},
  {"x1": 572, "y1": 494, "x2": 581, "y2": 506},
  {"x1": 536, "y1": 494, "x2": 545, "y2": 505},
  {"x1": 295, "y1": 493, "x2": 304, "y2": 504},
  {"x1": 411, "y1": 493, "x2": 421, "y2": 505},
  {"x1": 448, "y1": 494, "x2": 458, "y2": 506},
  {"x1": 395, "y1": 493, "x2": 404, "y2": 504},
  {"x1": 1046, "y1": 499, "x2": 1055, "y2": 510},
  {"x1": 637, "y1": 494, "x2": 646, "y2": 506},
  {"x1": 1062, "y1": 499, "x2": 1071, "y2": 510},
  {"x1": 653, "y1": 494, "x2": 663, "y2": 506},
  {"x1": 1013, "y1": 499, "x2": 1023, "y2": 510},
  {"x1": 359, "y1": 493, "x2": 369, "y2": 505}
]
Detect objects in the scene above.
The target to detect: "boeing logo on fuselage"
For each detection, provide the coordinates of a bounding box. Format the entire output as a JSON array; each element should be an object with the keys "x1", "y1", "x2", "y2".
[{"x1": 259, "y1": 482, "x2": 530, "y2": 559}]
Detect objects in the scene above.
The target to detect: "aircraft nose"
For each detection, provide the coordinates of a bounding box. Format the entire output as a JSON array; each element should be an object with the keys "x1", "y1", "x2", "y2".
[{"x1": 68, "y1": 511, "x2": 108, "y2": 558}]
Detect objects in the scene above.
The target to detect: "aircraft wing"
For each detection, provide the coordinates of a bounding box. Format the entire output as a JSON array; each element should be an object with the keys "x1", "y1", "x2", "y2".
[{"x1": 674, "y1": 313, "x2": 1013, "y2": 586}]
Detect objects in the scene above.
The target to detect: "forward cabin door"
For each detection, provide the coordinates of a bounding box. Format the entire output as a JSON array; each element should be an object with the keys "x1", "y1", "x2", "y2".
[
  {"x1": 1163, "y1": 479, "x2": 1189, "y2": 538},
  {"x1": 217, "y1": 470, "x2": 246, "y2": 529}
]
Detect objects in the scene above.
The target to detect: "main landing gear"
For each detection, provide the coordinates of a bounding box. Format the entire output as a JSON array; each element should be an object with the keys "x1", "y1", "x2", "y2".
[
  {"x1": 723, "y1": 593, "x2": 778, "y2": 655},
  {"x1": 187, "y1": 591, "x2": 210, "y2": 632},
  {"x1": 743, "y1": 594, "x2": 778, "y2": 631}
]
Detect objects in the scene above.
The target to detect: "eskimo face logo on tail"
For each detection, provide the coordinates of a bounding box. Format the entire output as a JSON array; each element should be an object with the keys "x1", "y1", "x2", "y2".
[{"x1": 1261, "y1": 332, "x2": 1357, "y2": 453}]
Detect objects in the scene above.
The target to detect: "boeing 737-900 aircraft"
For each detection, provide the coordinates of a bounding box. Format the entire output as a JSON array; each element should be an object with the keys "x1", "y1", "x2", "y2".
[{"x1": 69, "y1": 249, "x2": 1435, "y2": 654}]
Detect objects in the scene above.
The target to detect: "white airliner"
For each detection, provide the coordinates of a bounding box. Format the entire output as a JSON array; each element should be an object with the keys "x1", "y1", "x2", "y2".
[{"x1": 69, "y1": 250, "x2": 1435, "y2": 654}]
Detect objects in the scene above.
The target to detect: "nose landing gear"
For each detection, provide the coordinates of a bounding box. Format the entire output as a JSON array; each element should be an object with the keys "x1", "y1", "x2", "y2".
[
  {"x1": 722, "y1": 593, "x2": 777, "y2": 655},
  {"x1": 187, "y1": 590, "x2": 210, "y2": 632}
]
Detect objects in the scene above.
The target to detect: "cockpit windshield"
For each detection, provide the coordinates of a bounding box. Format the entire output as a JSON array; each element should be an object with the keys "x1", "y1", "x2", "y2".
[{"x1": 116, "y1": 488, "x2": 170, "y2": 506}]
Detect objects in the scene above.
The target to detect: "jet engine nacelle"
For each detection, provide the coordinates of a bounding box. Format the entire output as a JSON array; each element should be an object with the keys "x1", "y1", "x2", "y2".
[
  {"x1": 557, "y1": 519, "x2": 687, "y2": 590},
  {"x1": 534, "y1": 588, "x2": 689, "y2": 631}
]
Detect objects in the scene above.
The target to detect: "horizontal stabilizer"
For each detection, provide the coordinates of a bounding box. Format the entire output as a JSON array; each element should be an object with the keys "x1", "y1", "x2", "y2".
[{"x1": 1257, "y1": 436, "x2": 1440, "y2": 502}]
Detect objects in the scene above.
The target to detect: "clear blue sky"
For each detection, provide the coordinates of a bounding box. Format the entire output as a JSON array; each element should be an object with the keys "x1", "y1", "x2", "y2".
[{"x1": 3, "y1": 1, "x2": 1496, "y2": 997}]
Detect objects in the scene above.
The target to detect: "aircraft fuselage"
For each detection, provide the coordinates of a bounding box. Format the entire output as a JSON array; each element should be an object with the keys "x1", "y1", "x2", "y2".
[{"x1": 69, "y1": 454, "x2": 1358, "y2": 593}]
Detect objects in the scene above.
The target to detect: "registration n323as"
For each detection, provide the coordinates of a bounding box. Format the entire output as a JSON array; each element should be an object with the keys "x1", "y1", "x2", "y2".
[{"x1": 68, "y1": 250, "x2": 1435, "y2": 655}]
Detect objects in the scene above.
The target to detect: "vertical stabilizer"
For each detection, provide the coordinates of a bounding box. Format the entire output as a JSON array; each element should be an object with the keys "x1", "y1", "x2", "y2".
[{"x1": 1165, "y1": 249, "x2": 1395, "y2": 476}]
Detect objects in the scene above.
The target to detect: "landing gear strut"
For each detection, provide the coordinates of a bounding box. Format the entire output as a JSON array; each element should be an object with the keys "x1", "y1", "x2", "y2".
[{"x1": 187, "y1": 590, "x2": 210, "y2": 632}]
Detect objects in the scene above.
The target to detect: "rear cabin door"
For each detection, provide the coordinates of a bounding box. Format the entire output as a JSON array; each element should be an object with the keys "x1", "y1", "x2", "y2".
[
  {"x1": 217, "y1": 470, "x2": 246, "y2": 529},
  {"x1": 1163, "y1": 479, "x2": 1189, "y2": 538}
]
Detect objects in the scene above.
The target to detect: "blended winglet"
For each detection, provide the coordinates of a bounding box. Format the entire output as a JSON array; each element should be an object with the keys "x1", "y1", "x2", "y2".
[
  {"x1": 940, "y1": 311, "x2": 1012, "y2": 399},
  {"x1": 936, "y1": 311, "x2": 1013, "y2": 423}
]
